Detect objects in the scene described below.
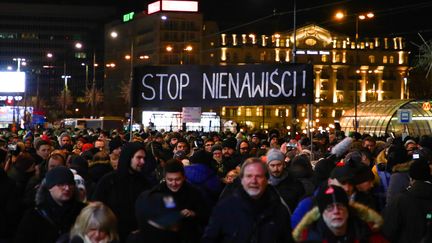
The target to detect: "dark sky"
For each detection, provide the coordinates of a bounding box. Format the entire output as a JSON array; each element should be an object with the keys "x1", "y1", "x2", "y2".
[{"x1": 2, "y1": 0, "x2": 432, "y2": 45}]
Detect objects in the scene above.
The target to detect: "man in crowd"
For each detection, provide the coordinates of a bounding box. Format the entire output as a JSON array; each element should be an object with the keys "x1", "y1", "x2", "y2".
[
  {"x1": 202, "y1": 157, "x2": 294, "y2": 243},
  {"x1": 220, "y1": 137, "x2": 240, "y2": 176},
  {"x1": 149, "y1": 159, "x2": 209, "y2": 243},
  {"x1": 292, "y1": 185, "x2": 387, "y2": 242},
  {"x1": 92, "y1": 142, "x2": 153, "y2": 241},
  {"x1": 15, "y1": 166, "x2": 85, "y2": 243},
  {"x1": 266, "y1": 148, "x2": 305, "y2": 212}
]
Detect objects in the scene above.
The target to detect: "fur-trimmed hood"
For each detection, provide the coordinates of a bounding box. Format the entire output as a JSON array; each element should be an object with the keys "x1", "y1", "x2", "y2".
[
  {"x1": 392, "y1": 161, "x2": 412, "y2": 173},
  {"x1": 292, "y1": 201, "x2": 383, "y2": 242}
]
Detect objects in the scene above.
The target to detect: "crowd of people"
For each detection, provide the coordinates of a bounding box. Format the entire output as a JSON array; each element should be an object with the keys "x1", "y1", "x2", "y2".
[{"x1": 0, "y1": 126, "x2": 431, "y2": 243}]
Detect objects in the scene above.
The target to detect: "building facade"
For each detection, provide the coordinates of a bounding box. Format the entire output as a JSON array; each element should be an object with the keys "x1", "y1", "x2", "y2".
[
  {"x1": 206, "y1": 24, "x2": 409, "y2": 131},
  {"x1": 0, "y1": 3, "x2": 115, "y2": 118}
]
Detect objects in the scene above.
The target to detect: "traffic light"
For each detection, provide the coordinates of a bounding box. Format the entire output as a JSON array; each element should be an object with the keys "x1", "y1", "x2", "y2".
[{"x1": 6, "y1": 99, "x2": 13, "y2": 106}]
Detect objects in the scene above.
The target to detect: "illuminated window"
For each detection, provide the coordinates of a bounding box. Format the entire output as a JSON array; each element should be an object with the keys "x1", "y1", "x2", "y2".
[
  {"x1": 369, "y1": 55, "x2": 375, "y2": 63},
  {"x1": 321, "y1": 55, "x2": 328, "y2": 62},
  {"x1": 256, "y1": 107, "x2": 262, "y2": 116},
  {"x1": 221, "y1": 34, "x2": 226, "y2": 46},
  {"x1": 246, "y1": 108, "x2": 252, "y2": 116},
  {"x1": 383, "y1": 56, "x2": 388, "y2": 64},
  {"x1": 335, "y1": 54, "x2": 341, "y2": 63},
  {"x1": 260, "y1": 52, "x2": 266, "y2": 61},
  {"x1": 389, "y1": 56, "x2": 394, "y2": 64}
]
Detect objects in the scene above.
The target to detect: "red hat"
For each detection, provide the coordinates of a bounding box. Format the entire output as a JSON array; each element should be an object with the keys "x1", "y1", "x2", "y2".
[{"x1": 81, "y1": 143, "x2": 94, "y2": 153}]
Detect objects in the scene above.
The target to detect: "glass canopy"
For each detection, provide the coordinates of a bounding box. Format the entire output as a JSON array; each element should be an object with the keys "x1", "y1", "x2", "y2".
[{"x1": 340, "y1": 99, "x2": 432, "y2": 137}]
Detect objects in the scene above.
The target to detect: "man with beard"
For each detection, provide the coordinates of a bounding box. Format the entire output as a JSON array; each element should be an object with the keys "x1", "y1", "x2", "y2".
[
  {"x1": 202, "y1": 157, "x2": 294, "y2": 243},
  {"x1": 220, "y1": 137, "x2": 240, "y2": 177},
  {"x1": 292, "y1": 185, "x2": 387, "y2": 242},
  {"x1": 266, "y1": 149, "x2": 305, "y2": 212},
  {"x1": 92, "y1": 142, "x2": 154, "y2": 242}
]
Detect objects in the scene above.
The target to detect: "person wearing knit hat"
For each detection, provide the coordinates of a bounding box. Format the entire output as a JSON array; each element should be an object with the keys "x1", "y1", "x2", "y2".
[
  {"x1": 222, "y1": 137, "x2": 237, "y2": 150},
  {"x1": 15, "y1": 165, "x2": 85, "y2": 243},
  {"x1": 315, "y1": 185, "x2": 349, "y2": 214},
  {"x1": 293, "y1": 184, "x2": 387, "y2": 242},
  {"x1": 210, "y1": 144, "x2": 224, "y2": 177},
  {"x1": 109, "y1": 137, "x2": 124, "y2": 155},
  {"x1": 266, "y1": 148, "x2": 285, "y2": 164},
  {"x1": 266, "y1": 148, "x2": 305, "y2": 212},
  {"x1": 219, "y1": 137, "x2": 241, "y2": 177}
]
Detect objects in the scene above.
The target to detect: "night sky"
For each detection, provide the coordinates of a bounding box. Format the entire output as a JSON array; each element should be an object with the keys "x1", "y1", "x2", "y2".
[{"x1": 2, "y1": 0, "x2": 432, "y2": 46}]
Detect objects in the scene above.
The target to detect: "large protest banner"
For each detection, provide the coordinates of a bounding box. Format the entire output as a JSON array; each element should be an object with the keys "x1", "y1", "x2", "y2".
[{"x1": 131, "y1": 64, "x2": 313, "y2": 108}]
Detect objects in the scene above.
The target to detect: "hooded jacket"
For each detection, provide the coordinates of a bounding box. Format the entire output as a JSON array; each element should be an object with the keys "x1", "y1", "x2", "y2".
[
  {"x1": 292, "y1": 202, "x2": 387, "y2": 242},
  {"x1": 92, "y1": 142, "x2": 153, "y2": 242}
]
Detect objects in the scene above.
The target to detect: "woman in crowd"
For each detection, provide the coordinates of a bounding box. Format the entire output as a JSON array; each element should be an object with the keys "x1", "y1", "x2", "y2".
[{"x1": 69, "y1": 201, "x2": 119, "y2": 243}]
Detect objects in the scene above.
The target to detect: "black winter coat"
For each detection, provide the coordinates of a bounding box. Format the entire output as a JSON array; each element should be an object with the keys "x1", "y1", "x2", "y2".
[
  {"x1": 92, "y1": 171, "x2": 151, "y2": 242},
  {"x1": 383, "y1": 180, "x2": 432, "y2": 243},
  {"x1": 127, "y1": 223, "x2": 181, "y2": 243},
  {"x1": 150, "y1": 181, "x2": 210, "y2": 243},
  {"x1": 202, "y1": 186, "x2": 294, "y2": 243},
  {"x1": 0, "y1": 168, "x2": 19, "y2": 240},
  {"x1": 92, "y1": 142, "x2": 153, "y2": 242},
  {"x1": 270, "y1": 171, "x2": 305, "y2": 213},
  {"x1": 15, "y1": 195, "x2": 84, "y2": 243}
]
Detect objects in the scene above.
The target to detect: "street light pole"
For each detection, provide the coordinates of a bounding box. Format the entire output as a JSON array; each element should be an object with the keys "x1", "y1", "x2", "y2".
[
  {"x1": 354, "y1": 15, "x2": 359, "y2": 133},
  {"x1": 92, "y1": 50, "x2": 96, "y2": 118},
  {"x1": 335, "y1": 11, "x2": 374, "y2": 133},
  {"x1": 110, "y1": 30, "x2": 134, "y2": 141},
  {"x1": 129, "y1": 39, "x2": 134, "y2": 142}
]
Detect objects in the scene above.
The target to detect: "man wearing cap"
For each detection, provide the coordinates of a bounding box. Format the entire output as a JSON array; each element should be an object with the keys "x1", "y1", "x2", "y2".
[
  {"x1": 292, "y1": 185, "x2": 387, "y2": 242},
  {"x1": 15, "y1": 166, "x2": 85, "y2": 243},
  {"x1": 92, "y1": 142, "x2": 155, "y2": 242},
  {"x1": 266, "y1": 148, "x2": 305, "y2": 212},
  {"x1": 291, "y1": 162, "x2": 357, "y2": 229},
  {"x1": 203, "y1": 157, "x2": 294, "y2": 243},
  {"x1": 383, "y1": 158, "x2": 432, "y2": 243}
]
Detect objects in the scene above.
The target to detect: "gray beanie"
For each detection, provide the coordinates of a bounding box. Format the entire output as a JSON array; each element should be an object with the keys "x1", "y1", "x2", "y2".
[{"x1": 266, "y1": 149, "x2": 285, "y2": 164}]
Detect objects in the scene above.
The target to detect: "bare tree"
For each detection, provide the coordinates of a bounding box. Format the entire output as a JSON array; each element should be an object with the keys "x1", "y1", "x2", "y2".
[{"x1": 119, "y1": 79, "x2": 131, "y2": 105}]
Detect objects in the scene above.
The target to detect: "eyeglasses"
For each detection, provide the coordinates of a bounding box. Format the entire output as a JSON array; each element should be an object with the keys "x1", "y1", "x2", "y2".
[
  {"x1": 56, "y1": 184, "x2": 75, "y2": 189},
  {"x1": 324, "y1": 203, "x2": 346, "y2": 212}
]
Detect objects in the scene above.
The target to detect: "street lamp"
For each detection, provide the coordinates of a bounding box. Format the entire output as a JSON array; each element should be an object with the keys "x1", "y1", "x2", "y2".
[
  {"x1": 13, "y1": 57, "x2": 26, "y2": 72},
  {"x1": 62, "y1": 42, "x2": 82, "y2": 118},
  {"x1": 110, "y1": 30, "x2": 134, "y2": 141},
  {"x1": 335, "y1": 11, "x2": 374, "y2": 133}
]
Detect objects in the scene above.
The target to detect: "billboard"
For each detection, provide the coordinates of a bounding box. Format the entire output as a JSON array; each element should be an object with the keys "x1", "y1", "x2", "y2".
[
  {"x1": 131, "y1": 64, "x2": 314, "y2": 109},
  {"x1": 0, "y1": 72, "x2": 25, "y2": 93}
]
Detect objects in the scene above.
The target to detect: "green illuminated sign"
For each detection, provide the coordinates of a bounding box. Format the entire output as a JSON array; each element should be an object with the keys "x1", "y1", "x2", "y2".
[{"x1": 123, "y1": 12, "x2": 135, "y2": 22}]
